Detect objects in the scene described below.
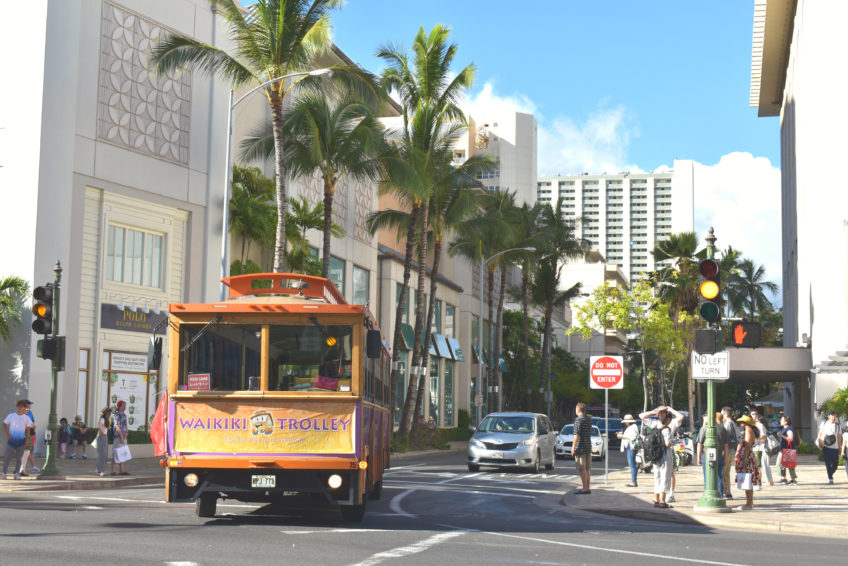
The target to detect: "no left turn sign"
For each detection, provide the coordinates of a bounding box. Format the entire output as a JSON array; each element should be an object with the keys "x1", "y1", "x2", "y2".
[{"x1": 589, "y1": 355, "x2": 624, "y2": 389}]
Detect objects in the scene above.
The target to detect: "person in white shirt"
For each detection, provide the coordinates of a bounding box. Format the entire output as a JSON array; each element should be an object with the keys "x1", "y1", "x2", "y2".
[
  {"x1": 750, "y1": 408, "x2": 773, "y2": 489},
  {"x1": 817, "y1": 410, "x2": 842, "y2": 484},
  {"x1": 617, "y1": 414, "x2": 640, "y2": 487},
  {"x1": 2, "y1": 400, "x2": 34, "y2": 480}
]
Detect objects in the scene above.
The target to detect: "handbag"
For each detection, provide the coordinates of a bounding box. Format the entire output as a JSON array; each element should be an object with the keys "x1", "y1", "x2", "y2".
[
  {"x1": 736, "y1": 472, "x2": 753, "y2": 491},
  {"x1": 91, "y1": 436, "x2": 99, "y2": 451},
  {"x1": 113, "y1": 444, "x2": 132, "y2": 463},
  {"x1": 314, "y1": 375, "x2": 339, "y2": 391},
  {"x1": 824, "y1": 434, "x2": 837, "y2": 446},
  {"x1": 781, "y1": 440, "x2": 797, "y2": 469},
  {"x1": 765, "y1": 433, "x2": 781, "y2": 456}
]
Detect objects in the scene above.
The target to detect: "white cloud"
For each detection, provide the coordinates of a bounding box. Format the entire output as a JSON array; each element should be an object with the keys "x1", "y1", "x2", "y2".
[
  {"x1": 462, "y1": 82, "x2": 538, "y2": 122},
  {"x1": 693, "y1": 153, "x2": 782, "y2": 301}
]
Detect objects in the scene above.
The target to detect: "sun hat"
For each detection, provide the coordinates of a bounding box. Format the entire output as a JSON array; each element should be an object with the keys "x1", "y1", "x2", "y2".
[
  {"x1": 736, "y1": 415, "x2": 756, "y2": 427},
  {"x1": 621, "y1": 414, "x2": 637, "y2": 423},
  {"x1": 827, "y1": 410, "x2": 837, "y2": 416}
]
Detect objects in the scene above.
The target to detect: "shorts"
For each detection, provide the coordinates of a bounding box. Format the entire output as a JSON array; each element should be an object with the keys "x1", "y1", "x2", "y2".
[{"x1": 575, "y1": 453, "x2": 592, "y2": 472}]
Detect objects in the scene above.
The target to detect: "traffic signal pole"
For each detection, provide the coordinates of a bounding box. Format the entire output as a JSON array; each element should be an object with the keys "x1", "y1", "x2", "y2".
[
  {"x1": 38, "y1": 261, "x2": 64, "y2": 479},
  {"x1": 695, "y1": 229, "x2": 727, "y2": 512}
]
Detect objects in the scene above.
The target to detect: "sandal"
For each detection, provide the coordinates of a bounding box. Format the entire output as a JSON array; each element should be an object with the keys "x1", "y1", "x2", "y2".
[
  {"x1": 740, "y1": 504, "x2": 754, "y2": 510},
  {"x1": 625, "y1": 483, "x2": 637, "y2": 488},
  {"x1": 657, "y1": 502, "x2": 669, "y2": 509}
]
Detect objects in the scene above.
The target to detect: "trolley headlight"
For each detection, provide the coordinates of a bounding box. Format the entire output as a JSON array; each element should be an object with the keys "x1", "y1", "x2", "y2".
[
  {"x1": 327, "y1": 474, "x2": 343, "y2": 489},
  {"x1": 184, "y1": 473, "x2": 199, "y2": 487}
]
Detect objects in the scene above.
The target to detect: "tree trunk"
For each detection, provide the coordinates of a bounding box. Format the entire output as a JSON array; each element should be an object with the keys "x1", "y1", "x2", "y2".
[
  {"x1": 521, "y1": 268, "x2": 531, "y2": 411},
  {"x1": 402, "y1": 200, "x2": 430, "y2": 435},
  {"x1": 539, "y1": 297, "x2": 554, "y2": 414},
  {"x1": 494, "y1": 266, "x2": 507, "y2": 411},
  {"x1": 640, "y1": 345, "x2": 649, "y2": 413},
  {"x1": 413, "y1": 237, "x2": 442, "y2": 428},
  {"x1": 396, "y1": 204, "x2": 421, "y2": 439},
  {"x1": 269, "y1": 92, "x2": 288, "y2": 273},
  {"x1": 321, "y1": 175, "x2": 336, "y2": 279}
]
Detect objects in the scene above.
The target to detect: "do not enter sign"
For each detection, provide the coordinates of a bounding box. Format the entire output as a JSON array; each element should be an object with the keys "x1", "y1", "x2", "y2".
[{"x1": 589, "y1": 355, "x2": 624, "y2": 389}]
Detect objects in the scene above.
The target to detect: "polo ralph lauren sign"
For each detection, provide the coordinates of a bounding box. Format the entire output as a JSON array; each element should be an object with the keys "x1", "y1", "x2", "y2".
[{"x1": 100, "y1": 304, "x2": 167, "y2": 334}]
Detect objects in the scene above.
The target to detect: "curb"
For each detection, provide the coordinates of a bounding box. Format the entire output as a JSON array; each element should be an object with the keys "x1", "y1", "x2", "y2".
[{"x1": 15, "y1": 476, "x2": 162, "y2": 492}]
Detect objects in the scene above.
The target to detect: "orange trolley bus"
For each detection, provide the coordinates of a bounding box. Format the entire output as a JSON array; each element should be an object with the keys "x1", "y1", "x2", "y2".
[{"x1": 158, "y1": 273, "x2": 391, "y2": 522}]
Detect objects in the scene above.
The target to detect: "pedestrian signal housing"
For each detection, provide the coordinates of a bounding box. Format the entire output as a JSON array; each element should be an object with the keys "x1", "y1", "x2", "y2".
[
  {"x1": 697, "y1": 259, "x2": 721, "y2": 323},
  {"x1": 31, "y1": 284, "x2": 53, "y2": 335}
]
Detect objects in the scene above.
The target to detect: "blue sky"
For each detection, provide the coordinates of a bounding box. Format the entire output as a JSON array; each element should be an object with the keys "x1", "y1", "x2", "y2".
[{"x1": 328, "y1": 1, "x2": 784, "y2": 298}]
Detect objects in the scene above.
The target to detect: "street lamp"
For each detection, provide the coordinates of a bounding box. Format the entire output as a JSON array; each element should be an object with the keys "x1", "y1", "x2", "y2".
[
  {"x1": 476, "y1": 246, "x2": 535, "y2": 423},
  {"x1": 220, "y1": 68, "x2": 333, "y2": 300}
]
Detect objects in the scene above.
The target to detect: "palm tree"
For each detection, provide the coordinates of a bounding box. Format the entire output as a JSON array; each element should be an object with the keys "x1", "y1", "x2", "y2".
[
  {"x1": 151, "y1": 0, "x2": 366, "y2": 273},
  {"x1": 650, "y1": 230, "x2": 705, "y2": 421},
  {"x1": 0, "y1": 276, "x2": 29, "y2": 343},
  {"x1": 513, "y1": 203, "x2": 545, "y2": 410},
  {"x1": 718, "y1": 245, "x2": 743, "y2": 318},
  {"x1": 734, "y1": 259, "x2": 778, "y2": 319},
  {"x1": 229, "y1": 166, "x2": 275, "y2": 265},
  {"x1": 375, "y1": 25, "x2": 475, "y2": 438},
  {"x1": 241, "y1": 94, "x2": 385, "y2": 278}
]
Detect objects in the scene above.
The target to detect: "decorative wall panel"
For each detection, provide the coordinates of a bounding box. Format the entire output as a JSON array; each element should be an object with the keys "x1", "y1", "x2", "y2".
[{"x1": 97, "y1": 3, "x2": 191, "y2": 164}]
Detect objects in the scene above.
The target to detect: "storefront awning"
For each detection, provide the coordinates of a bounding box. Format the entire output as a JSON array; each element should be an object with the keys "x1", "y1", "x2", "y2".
[
  {"x1": 432, "y1": 333, "x2": 452, "y2": 359},
  {"x1": 447, "y1": 337, "x2": 464, "y2": 361},
  {"x1": 399, "y1": 323, "x2": 414, "y2": 350}
]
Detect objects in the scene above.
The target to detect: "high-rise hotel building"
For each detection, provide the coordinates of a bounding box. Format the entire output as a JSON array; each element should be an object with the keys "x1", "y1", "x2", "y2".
[{"x1": 536, "y1": 159, "x2": 695, "y2": 283}]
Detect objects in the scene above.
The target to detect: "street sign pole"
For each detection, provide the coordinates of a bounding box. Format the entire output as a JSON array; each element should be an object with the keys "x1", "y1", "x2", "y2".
[
  {"x1": 38, "y1": 261, "x2": 64, "y2": 479},
  {"x1": 695, "y1": 229, "x2": 728, "y2": 512},
  {"x1": 589, "y1": 355, "x2": 623, "y2": 487},
  {"x1": 604, "y1": 388, "x2": 609, "y2": 485}
]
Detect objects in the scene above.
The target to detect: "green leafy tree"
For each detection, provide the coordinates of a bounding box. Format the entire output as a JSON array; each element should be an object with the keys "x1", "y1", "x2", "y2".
[
  {"x1": 819, "y1": 387, "x2": 848, "y2": 418},
  {"x1": 229, "y1": 166, "x2": 275, "y2": 265},
  {"x1": 0, "y1": 276, "x2": 29, "y2": 343},
  {"x1": 151, "y1": 0, "x2": 371, "y2": 273}
]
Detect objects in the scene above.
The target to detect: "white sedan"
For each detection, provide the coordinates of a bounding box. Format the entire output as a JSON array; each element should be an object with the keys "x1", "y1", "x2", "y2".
[{"x1": 555, "y1": 424, "x2": 608, "y2": 460}]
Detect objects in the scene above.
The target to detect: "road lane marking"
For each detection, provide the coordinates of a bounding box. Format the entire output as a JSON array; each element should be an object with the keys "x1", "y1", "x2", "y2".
[
  {"x1": 388, "y1": 489, "x2": 417, "y2": 518},
  {"x1": 482, "y1": 531, "x2": 748, "y2": 566},
  {"x1": 280, "y1": 529, "x2": 390, "y2": 535},
  {"x1": 346, "y1": 531, "x2": 465, "y2": 566},
  {"x1": 384, "y1": 480, "x2": 553, "y2": 495},
  {"x1": 384, "y1": 484, "x2": 535, "y2": 498}
]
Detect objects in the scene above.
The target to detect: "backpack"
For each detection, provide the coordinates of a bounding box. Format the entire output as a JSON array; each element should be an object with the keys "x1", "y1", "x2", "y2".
[{"x1": 644, "y1": 427, "x2": 667, "y2": 464}]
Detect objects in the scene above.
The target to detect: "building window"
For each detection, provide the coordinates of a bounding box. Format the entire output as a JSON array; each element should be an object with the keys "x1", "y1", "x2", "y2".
[
  {"x1": 352, "y1": 265, "x2": 369, "y2": 306},
  {"x1": 432, "y1": 299, "x2": 442, "y2": 334},
  {"x1": 444, "y1": 361, "x2": 454, "y2": 426},
  {"x1": 106, "y1": 225, "x2": 164, "y2": 288},
  {"x1": 328, "y1": 256, "x2": 345, "y2": 296},
  {"x1": 445, "y1": 304, "x2": 456, "y2": 338},
  {"x1": 429, "y1": 361, "x2": 441, "y2": 426}
]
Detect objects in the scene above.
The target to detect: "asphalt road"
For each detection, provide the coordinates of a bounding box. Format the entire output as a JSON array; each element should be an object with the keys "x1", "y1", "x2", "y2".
[{"x1": 0, "y1": 450, "x2": 842, "y2": 565}]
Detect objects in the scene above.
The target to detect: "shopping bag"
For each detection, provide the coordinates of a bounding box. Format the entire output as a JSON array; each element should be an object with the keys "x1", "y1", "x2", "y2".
[
  {"x1": 113, "y1": 444, "x2": 132, "y2": 463},
  {"x1": 91, "y1": 436, "x2": 99, "y2": 451},
  {"x1": 18, "y1": 449, "x2": 30, "y2": 473},
  {"x1": 781, "y1": 440, "x2": 797, "y2": 469},
  {"x1": 736, "y1": 472, "x2": 753, "y2": 490}
]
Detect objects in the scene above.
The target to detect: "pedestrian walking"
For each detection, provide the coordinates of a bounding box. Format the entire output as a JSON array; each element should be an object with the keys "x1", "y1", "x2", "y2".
[
  {"x1": 696, "y1": 412, "x2": 728, "y2": 495},
  {"x1": 776, "y1": 415, "x2": 797, "y2": 485},
  {"x1": 571, "y1": 402, "x2": 593, "y2": 494},
  {"x1": 753, "y1": 411, "x2": 774, "y2": 488},
  {"x1": 816, "y1": 410, "x2": 842, "y2": 484},
  {"x1": 110, "y1": 401, "x2": 130, "y2": 476},
  {"x1": 617, "y1": 414, "x2": 639, "y2": 487},
  {"x1": 720, "y1": 406, "x2": 738, "y2": 499},
  {"x1": 95, "y1": 407, "x2": 111, "y2": 476},
  {"x1": 2, "y1": 400, "x2": 34, "y2": 480},
  {"x1": 640, "y1": 406, "x2": 683, "y2": 508},
  {"x1": 735, "y1": 415, "x2": 761, "y2": 510}
]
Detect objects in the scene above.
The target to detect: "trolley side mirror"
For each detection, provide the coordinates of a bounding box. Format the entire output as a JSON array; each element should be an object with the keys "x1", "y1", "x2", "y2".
[{"x1": 366, "y1": 329, "x2": 382, "y2": 359}]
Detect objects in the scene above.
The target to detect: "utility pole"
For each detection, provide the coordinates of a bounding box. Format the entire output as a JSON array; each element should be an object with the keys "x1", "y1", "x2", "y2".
[{"x1": 38, "y1": 260, "x2": 64, "y2": 479}]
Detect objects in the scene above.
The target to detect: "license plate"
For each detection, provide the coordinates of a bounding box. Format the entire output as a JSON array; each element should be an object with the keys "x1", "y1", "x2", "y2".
[
  {"x1": 490, "y1": 451, "x2": 503, "y2": 459},
  {"x1": 251, "y1": 474, "x2": 275, "y2": 488}
]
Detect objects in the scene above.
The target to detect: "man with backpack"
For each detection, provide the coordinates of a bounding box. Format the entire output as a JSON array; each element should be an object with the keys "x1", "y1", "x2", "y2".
[{"x1": 639, "y1": 405, "x2": 684, "y2": 508}]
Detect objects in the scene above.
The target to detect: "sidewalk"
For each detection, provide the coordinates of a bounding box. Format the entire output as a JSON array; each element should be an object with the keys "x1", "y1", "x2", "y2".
[
  {"x1": 0, "y1": 441, "x2": 469, "y2": 493},
  {"x1": 562, "y1": 454, "x2": 848, "y2": 538}
]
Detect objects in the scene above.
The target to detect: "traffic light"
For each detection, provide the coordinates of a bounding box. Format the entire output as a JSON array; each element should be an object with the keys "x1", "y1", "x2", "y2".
[
  {"x1": 731, "y1": 321, "x2": 763, "y2": 348},
  {"x1": 697, "y1": 259, "x2": 721, "y2": 323},
  {"x1": 31, "y1": 284, "x2": 53, "y2": 335}
]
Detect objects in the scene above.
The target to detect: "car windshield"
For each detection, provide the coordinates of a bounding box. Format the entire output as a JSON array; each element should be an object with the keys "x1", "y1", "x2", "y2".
[
  {"x1": 478, "y1": 416, "x2": 535, "y2": 434},
  {"x1": 560, "y1": 424, "x2": 574, "y2": 435}
]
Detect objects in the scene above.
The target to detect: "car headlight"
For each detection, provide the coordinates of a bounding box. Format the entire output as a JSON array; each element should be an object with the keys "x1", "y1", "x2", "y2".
[
  {"x1": 521, "y1": 438, "x2": 536, "y2": 447},
  {"x1": 471, "y1": 438, "x2": 486, "y2": 449},
  {"x1": 556, "y1": 439, "x2": 562, "y2": 445}
]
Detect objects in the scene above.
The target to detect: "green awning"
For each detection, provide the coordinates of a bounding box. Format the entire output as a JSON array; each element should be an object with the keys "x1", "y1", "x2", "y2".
[
  {"x1": 482, "y1": 348, "x2": 490, "y2": 365},
  {"x1": 472, "y1": 344, "x2": 482, "y2": 364},
  {"x1": 399, "y1": 323, "x2": 414, "y2": 350},
  {"x1": 447, "y1": 337, "x2": 464, "y2": 361}
]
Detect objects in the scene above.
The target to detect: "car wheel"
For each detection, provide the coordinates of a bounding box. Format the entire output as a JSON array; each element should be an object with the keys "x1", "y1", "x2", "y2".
[
  {"x1": 195, "y1": 493, "x2": 217, "y2": 518},
  {"x1": 340, "y1": 501, "x2": 366, "y2": 523},
  {"x1": 467, "y1": 463, "x2": 480, "y2": 472}
]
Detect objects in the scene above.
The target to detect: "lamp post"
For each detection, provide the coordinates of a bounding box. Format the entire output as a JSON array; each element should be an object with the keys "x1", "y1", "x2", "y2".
[
  {"x1": 477, "y1": 246, "x2": 535, "y2": 421},
  {"x1": 220, "y1": 68, "x2": 333, "y2": 300}
]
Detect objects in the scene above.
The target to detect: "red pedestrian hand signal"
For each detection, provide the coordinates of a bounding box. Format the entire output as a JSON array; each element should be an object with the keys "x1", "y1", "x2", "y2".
[{"x1": 733, "y1": 324, "x2": 747, "y2": 345}]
